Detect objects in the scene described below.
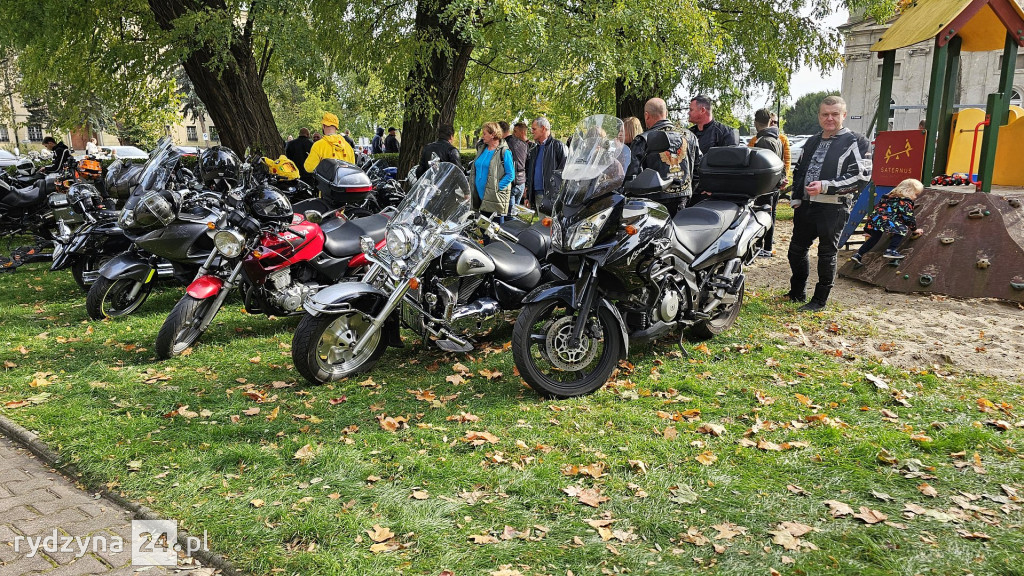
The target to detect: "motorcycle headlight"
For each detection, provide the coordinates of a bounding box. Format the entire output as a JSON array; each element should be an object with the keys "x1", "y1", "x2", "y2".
[
  {"x1": 385, "y1": 225, "x2": 417, "y2": 259},
  {"x1": 118, "y1": 208, "x2": 135, "y2": 228},
  {"x1": 213, "y1": 229, "x2": 245, "y2": 258},
  {"x1": 550, "y1": 218, "x2": 563, "y2": 250},
  {"x1": 359, "y1": 235, "x2": 375, "y2": 255},
  {"x1": 566, "y1": 207, "x2": 614, "y2": 251},
  {"x1": 390, "y1": 258, "x2": 408, "y2": 278}
]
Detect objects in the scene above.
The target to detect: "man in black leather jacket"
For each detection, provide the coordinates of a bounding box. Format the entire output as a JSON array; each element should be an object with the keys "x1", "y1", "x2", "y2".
[
  {"x1": 625, "y1": 98, "x2": 701, "y2": 213},
  {"x1": 415, "y1": 124, "x2": 462, "y2": 178},
  {"x1": 41, "y1": 136, "x2": 71, "y2": 174},
  {"x1": 525, "y1": 117, "x2": 567, "y2": 214}
]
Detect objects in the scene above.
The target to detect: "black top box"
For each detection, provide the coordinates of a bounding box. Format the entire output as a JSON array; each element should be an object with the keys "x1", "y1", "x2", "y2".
[
  {"x1": 698, "y1": 146, "x2": 783, "y2": 198},
  {"x1": 314, "y1": 159, "x2": 374, "y2": 205}
]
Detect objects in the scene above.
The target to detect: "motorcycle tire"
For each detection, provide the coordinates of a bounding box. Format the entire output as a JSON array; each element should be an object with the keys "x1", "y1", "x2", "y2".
[
  {"x1": 512, "y1": 301, "x2": 622, "y2": 399},
  {"x1": 292, "y1": 310, "x2": 388, "y2": 385},
  {"x1": 86, "y1": 276, "x2": 153, "y2": 320},
  {"x1": 155, "y1": 295, "x2": 219, "y2": 359},
  {"x1": 689, "y1": 277, "x2": 745, "y2": 340},
  {"x1": 72, "y1": 255, "x2": 112, "y2": 292}
]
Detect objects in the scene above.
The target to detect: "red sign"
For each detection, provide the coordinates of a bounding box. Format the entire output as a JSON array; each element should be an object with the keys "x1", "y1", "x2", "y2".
[{"x1": 873, "y1": 130, "x2": 926, "y2": 187}]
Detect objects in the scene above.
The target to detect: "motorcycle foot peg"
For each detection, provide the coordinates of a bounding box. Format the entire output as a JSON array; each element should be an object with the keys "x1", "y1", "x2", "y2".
[
  {"x1": 727, "y1": 274, "x2": 746, "y2": 295},
  {"x1": 435, "y1": 339, "x2": 473, "y2": 353}
]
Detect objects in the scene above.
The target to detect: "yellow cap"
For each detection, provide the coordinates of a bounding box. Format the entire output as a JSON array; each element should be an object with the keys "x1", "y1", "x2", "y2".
[{"x1": 321, "y1": 112, "x2": 339, "y2": 128}]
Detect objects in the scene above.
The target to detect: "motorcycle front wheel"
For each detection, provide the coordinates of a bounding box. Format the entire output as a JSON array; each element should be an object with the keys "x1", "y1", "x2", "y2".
[
  {"x1": 292, "y1": 310, "x2": 388, "y2": 385},
  {"x1": 155, "y1": 295, "x2": 220, "y2": 359},
  {"x1": 512, "y1": 301, "x2": 622, "y2": 399},
  {"x1": 86, "y1": 276, "x2": 153, "y2": 320}
]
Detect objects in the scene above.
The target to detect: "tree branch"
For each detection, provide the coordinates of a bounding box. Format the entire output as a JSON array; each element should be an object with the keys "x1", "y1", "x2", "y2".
[{"x1": 468, "y1": 55, "x2": 538, "y2": 76}]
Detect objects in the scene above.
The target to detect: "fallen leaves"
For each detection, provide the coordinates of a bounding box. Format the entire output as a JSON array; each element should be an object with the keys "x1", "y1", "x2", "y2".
[
  {"x1": 852, "y1": 507, "x2": 888, "y2": 524},
  {"x1": 823, "y1": 500, "x2": 855, "y2": 518},
  {"x1": 768, "y1": 522, "x2": 818, "y2": 551},
  {"x1": 917, "y1": 483, "x2": 938, "y2": 498},
  {"x1": 694, "y1": 451, "x2": 718, "y2": 466},
  {"x1": 293, "y1": 444, "x2": 316, "y2": 461},
  {"x1": 563, "y1": 486, "x2": 608, "y2": 508},
  {"x1": 377, "y1": 414, "x2": 409, "y2": 432},
  {"x1": 696, "y1": 423, "x2": 726, "y2": 437},
  {"x1": 463, "y1": 430, "x2": 499, "y2": 446}
]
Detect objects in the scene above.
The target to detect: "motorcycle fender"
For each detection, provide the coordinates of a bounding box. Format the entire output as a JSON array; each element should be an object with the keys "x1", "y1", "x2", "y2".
[
  {"x1": 98, "y1": 253, "x2": 154, "y2": 282},
  {"x1": 599, "y1": 298, "x2": 630, "y2": 358},
  {"x1": 50, "y1": 249, "x2": 72, "y2": 271},
  {"x1": 186, "y1": 276, "x2": 224, "y2": 299},
  {"x1": 523, "y1": 283, "x2": 629, "y2": 357},
  {"x1": 305, "y1": 281, "x2": 401, "y2": 347}
]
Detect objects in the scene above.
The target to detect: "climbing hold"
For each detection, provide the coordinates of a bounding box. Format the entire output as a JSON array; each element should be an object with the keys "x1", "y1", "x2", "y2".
[
  {"x1": 968, "y1": 208, "x2": 985, "y2": 219},
  {"x1": 1009, "y1": 198, "x2": 1022, "y2": 208},
  {"x1": 983, "y1": 210, "x2": 991, "y2": 216},
  {"x1": 919, "y1": 274, "x2": 934, "y2": 287},
  {"x1": 940, "y1": 237, "x2": 955, "y2": 245},
  {"x1": 903, "y1": 274, "x2": 910, "y2": 279},
  {"x1": 948, "y1": 199, "x2": 961, "y2": 207},
  {"x1": 1011, "y1": 280, "x2": 1024, "y2": 291},
  {"x1": 977, "y1": 259, "x2": 991, "y2": 269}
]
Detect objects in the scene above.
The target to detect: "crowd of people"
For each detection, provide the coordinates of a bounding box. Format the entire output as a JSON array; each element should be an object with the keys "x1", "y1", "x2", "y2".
[{"x1": 273, "y1": 93, "x2": 881, "y2": 314}]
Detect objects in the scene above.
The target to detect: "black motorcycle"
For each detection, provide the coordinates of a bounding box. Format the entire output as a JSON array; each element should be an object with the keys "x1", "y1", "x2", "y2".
[
  {"x1": 290, "y1": 161, "x2": 552, "y2": 385},
  {"x1": 510, "y1": 114, "x2": 781, "y2": 398},
  {"x1": 86, "y1": 138, "x2": 215, "y2": 319},
  {"x1": 49, "y1": 182, "x2": 131, "y2": 290}
]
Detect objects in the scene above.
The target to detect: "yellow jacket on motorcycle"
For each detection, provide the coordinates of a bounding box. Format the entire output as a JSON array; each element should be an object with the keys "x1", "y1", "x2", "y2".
[{"x1": 304, "y1": 134, "x2": 354, "y2": 173}]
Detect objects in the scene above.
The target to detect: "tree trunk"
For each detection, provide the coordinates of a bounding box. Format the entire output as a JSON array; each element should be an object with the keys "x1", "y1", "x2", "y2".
[
  {"x1": 396, "y1": 0, "x2": 474, "y2": 176},
  {"x1": 615, "y1": 77, "x2": 647, "y2": 126},
  {"x1": 148, "y1": 0, "x2": 283, "y2": 158}
]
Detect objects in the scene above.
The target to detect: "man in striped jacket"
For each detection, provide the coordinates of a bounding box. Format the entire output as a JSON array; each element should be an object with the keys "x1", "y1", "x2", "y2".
[{"x1": 784, "y1": 95, "x2": 871, "y2": 312}]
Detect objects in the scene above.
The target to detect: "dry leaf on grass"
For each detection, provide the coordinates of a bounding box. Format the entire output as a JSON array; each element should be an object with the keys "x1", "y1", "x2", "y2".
[
  {"x1": 463, "y1": 430, "x2": 499, "y2": 445},
  {"x1": 695, "y1": 451, "x2": 718, "y2": 466},
  {"x1": 917, "y1": 483, "x2": 938, "y2": 498},
  {"x1": 824, "y1": 500, "x2": 854, "y2": 517},
  {"x1": 366, "y1": 525, "x2": 395, "y2": 543},
  {"x1": 853, "y1": 507, "x2": 888, "y2": 524},
  {"x1": 293, "y1": 444, "x2": 315, "y2": 461},
  {"x1": 711, "y1": 522, "x2": 748, "y2": 540},
  {"x1": 469, "y1": 534, "x2": 499, "y2": 544},
  {"x1": 696, "y1": 423, "x2": 726, "y2": 437}
]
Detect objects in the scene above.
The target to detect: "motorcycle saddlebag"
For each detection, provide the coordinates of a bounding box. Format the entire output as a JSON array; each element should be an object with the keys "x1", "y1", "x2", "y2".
[
  {"x1": 314, "y1": 159, "x2": 373, "y2": 205},
  {"x1": 698, "y1": 146, "x2": 783, "y2": 198}
]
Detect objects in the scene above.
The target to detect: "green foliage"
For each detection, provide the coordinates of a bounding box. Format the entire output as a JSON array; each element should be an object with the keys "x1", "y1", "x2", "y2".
[
  {"x1": 784, "y1": 90, "x2": 841, "y2": 135},
  {"x1": 370, "y1": 151, "x2": 477, "y2": 168}
]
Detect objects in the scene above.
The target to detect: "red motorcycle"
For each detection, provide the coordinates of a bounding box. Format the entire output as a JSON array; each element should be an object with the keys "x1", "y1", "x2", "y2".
[{"x1": 154, "y1": 180, "x2": 388, "y2": 359}]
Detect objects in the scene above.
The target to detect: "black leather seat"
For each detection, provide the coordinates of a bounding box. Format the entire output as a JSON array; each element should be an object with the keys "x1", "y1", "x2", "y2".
[
  {"x1": 509, "y1": 221, "x2": 551, "y2": 259},
  {"x1": 320, "y1": 214, "x2": 390, "y2": 258},
  {"x1": 0, "y1": 180, "x2": 44, "y2": 209},
  {"x1": 670, "y1": 201, "x2": 742, "y2": 256},
  {"x1": 483, "y1": 242, "x2": 541, "y2": 290}
]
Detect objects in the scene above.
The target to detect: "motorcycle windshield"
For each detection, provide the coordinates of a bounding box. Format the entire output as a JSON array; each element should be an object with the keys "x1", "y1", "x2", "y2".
[
  {"x1": 556, "y1": 115, "x2": 630, "y2": 207},
  {"x1": 381, "y1": 162, "x2": 471, "y2": 262},
  {"x1": 138, "y1": 137, "x2": 180, "y2": 192}
]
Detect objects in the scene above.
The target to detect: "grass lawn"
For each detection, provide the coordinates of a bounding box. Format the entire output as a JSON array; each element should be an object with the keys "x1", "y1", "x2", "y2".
[{"x1": 1, "y1": 260, "x2": 1021, "y2": 576}]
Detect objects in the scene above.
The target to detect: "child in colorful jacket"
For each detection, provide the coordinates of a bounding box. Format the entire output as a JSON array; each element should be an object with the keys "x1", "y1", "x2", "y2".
[{"x1": 851, "y1": 178, "x2": 924, "y2": 263}]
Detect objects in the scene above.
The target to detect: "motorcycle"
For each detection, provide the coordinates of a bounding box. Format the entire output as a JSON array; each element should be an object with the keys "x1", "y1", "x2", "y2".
[
  {"x1": 153, "y1": 160, "x2": 390, "y2": 359},
  {"x1": 87, "y1": 138, "x2": 221, "y2": 319},
  {"x1": 49, "y1": 182, "x2": 131, "y2": 291},
  {"x1": 290, "y1": 161, "x2": 553, "y2": 385},
  {"x1": 510, "y1": 114, "x2": 781, "y2": 398}
]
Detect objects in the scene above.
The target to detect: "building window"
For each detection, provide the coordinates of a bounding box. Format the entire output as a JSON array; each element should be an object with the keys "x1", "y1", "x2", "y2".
[
  {"x1": 0, "y1": 126, "x2": 8, "y2": 142},
  {"x1": 877, "y1": 63, "x2": 902, "y2": 78},
  {"x1": 210, "y1": 127, "x2": 219, "y2": 141},
  {"x1": 186, "y1": 126, "x2": 198, "y2": 141},
  {"x1": 27, "y1": 125, "x2": 43, "y2": 141},
  {"x1": 1012, "y1": 90, "x2": 1022, "y2": 107}
]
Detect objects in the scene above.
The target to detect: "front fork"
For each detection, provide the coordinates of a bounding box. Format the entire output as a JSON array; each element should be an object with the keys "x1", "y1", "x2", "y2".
[
  {"x1": 192, "y1": 251, "x2": 244, "y2": 333},
  {"x1": 350, "y1": 271, "x2": 412, "y2": 357},
  {"x1": 569, "y1": 260, "x2": 600, "y2": 347}
]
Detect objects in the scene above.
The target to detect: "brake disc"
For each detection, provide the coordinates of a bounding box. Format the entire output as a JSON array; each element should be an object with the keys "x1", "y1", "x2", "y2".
[{"x1": 545, "y1": 315, "x2": 599, "y2": 371}]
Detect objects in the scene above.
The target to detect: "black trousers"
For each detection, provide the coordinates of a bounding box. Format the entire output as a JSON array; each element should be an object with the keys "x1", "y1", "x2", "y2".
[
  {"x1": 856, "y1": 229, "x2": 904, "y2": 255},
  {"x1": 787, "y1": 202, "x2": 851, "y2": 300},
  {"x1": 756, "y1": 190, "x2": 780, "y2": 251}
]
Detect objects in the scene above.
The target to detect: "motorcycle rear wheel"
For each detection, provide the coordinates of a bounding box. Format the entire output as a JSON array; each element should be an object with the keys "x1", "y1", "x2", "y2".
[
  {"x1": 292, "y1": 310, "x2": 388, "y2": 385},
  {"x1": 512, "y1": 301, "x2": 622, "y2": 399},
  {"x1": 72, "y1": 255, "x2": 112, "y2": 292},
  {"x1": 86, "y1": 277, "x2": 153, "y2": 320},
  {"x1": 689, "y1": 277, "x2": 745, "y2": 340},
  {"x1": 155, "y1": 295, "x2": 219, "y2": 359}
]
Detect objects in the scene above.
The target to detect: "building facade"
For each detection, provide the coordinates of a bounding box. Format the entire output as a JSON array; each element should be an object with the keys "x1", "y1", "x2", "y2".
[{"x1": 840, "y1": 7, "x2": 1024, "y2": 137}]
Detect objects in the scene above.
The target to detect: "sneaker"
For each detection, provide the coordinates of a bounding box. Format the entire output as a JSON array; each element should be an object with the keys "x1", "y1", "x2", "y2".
[
  {"x1": 883, "y1": 249, "x2": 902, "y2": 259},
  {"x1": 799, "y1": 300, "x2": 827, "y2": 312},
  {"x1": 757, "y1": 249, "x2": 774, "y2": 258},
  {"x1": 849, "y1": 253, "x2": 863, "y2": 264}
]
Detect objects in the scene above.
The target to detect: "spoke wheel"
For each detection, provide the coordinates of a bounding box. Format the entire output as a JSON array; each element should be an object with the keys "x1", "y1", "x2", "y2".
[
  {"x1": 86, "y1": 276, "x2": 153, "y2": 319},
  {"x1": 512, "y1": 301, "x2": 622, "y2": 399},
  {"x1": 292, "y1": 310, "x2": 387, "y2": 385}
]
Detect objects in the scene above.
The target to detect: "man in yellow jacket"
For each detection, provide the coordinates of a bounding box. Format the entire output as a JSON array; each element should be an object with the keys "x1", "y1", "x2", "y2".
[{"x1": 304, "y1": 112, "x2": 354, "y2": 174}]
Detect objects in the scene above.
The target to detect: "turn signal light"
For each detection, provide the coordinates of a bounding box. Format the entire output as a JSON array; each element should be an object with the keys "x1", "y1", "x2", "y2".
[
  {"x1": 252, "y1": 251, "x2": 262, "y2": 258},
  {"x1": 625, "y1": 225, "x2": 638, "y2": 236},
  {"x1": 541, "y1": 217, "x2": 552, "y2": 227},
  {"x1": 409, "y1": 277, "x2": 420, "y2": 290},
  {"x1": 207, "y1": 222, "x2": 216, "y2": 229}
]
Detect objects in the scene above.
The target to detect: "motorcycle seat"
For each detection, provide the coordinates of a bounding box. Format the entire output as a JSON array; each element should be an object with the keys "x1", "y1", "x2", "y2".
[
  {"x1": 511, "y1": 221, "x2": 551, "y2": 260},
  {"x1": 483, "y1": 242, "x2": 542, "y2": 291},
  {"x1": 670, "y1": 201, "x2": 742, "y2": 256},
  {"x1": 321, "y1": 214, "x2": 390, "y2": 258},
  {"x1": 1, "y1": 180, "x2": 45, "y2": 209}
]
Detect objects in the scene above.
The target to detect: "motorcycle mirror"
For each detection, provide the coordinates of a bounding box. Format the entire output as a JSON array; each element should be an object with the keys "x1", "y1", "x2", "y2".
[{"x1": 304, "y1": 210, "x2": 323, "y2": 224}]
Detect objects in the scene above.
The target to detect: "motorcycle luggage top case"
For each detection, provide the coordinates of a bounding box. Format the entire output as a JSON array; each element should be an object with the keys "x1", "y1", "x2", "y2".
[
  {"x1": 314, "y1": 159, "x2": 373, "y2": 206},
  {"x1": 698, "y1": 146, "x2": 782, "y2": 198}
]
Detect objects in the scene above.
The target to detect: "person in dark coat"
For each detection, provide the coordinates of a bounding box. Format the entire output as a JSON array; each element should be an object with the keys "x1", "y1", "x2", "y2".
[
  {"x1": 500, "y1": 121, "x2": 528, "y2": 214},
  {"x1": 626, "y1": 97, "x2": 701, "y2": 214},
  {"x1": 688, "y1": 94, "x2": 737, "y2": 153},
  {"x1": 41, "y1": 136, "x2": 71, "y2": 174},
  {"x1": 285, "y1": 127, "x2": 315, "y2": 185},
  {"x1": 342, "y1": 130, "x2": 355, "y2": 150},
  {"x1": 415, "y1": 124, "x2": 462, "y2": 177},
  {"x1": 748, "y1": 108, "x2": 784, "y2": 257},
  {"x1": 371, "y1": 127, "x2": 385, "y2": 154},
  {"x1": 524, "y1": 117, "x2": 567, "y2": 215},
  {"x1": 384, "y1": 127, "x2": 400, "y2": 153}
]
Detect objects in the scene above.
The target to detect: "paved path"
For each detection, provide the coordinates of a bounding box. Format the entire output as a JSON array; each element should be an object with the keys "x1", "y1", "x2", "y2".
[{"x1": 0, "y1": 435, "x2": 200, "y2": 576}]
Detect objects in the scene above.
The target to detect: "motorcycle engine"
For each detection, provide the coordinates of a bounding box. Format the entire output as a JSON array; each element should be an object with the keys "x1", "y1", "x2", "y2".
[
  {"x1": 656, "y1": 289, "x2": 681, "y2": 323},
  {"x1": 267, "y1": 269, "x2": 314, "y2": 312}
]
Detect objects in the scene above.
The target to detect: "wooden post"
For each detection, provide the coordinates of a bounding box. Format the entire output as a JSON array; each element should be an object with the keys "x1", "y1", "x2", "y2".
[
  {"x1": 996, "y1": 32, "x2": 1018, "y2": 125},
  {"x1": 933, "y1": 36, "x2": 961, "y2": 177},
  {"x1": 875, "y1": 51, "x2": 896, "y2": 136},
  {"x1": 922, "y1": 39, "x2": 948, "y2": 179},
  {"x1": 977, "y1": 33, "x2": 1019, "y2": 193}
]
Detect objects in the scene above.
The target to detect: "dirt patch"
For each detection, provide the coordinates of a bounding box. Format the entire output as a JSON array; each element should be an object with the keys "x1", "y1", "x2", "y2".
[{"x1": 746, "y1": 220, "x2": 1024, "y2": 384}]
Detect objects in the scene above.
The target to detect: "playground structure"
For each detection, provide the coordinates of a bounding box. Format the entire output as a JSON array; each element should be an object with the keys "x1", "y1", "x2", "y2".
[{"x1": 839, "y1": 0, "x2": 1024, "y2": 303}]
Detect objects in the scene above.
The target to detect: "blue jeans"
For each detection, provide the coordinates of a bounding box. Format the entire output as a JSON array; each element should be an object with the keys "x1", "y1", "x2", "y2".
[{"x1": 508, "y1": 182, "x2": 525, "y2": 215}]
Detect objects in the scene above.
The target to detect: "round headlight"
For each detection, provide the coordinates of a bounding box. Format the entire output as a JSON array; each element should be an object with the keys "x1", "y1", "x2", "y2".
[
  {"x1": 390, "y1": 259, "x2": 408, "y2": 278},
  {"x1": 213, "y1": 229, "x2": 245, "y2": 258},
  {"x1": 385, "y1": 225, "x2": 417, "y2": 259}
]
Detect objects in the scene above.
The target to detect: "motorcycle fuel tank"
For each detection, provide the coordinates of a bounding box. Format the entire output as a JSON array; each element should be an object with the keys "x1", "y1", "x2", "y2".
[{"x1": 441, "y1": 238, "x2": 495, "y2": 276}]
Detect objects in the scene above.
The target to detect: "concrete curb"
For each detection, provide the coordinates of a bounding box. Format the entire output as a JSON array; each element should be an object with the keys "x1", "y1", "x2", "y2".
[{"x1": 0, "y1": 414, "x2": 244, "y2": 576}]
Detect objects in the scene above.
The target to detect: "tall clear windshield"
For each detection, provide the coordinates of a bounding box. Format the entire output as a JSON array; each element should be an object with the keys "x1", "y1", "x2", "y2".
[
  {"x1": 381, "y1": 162, "x2": 472, "y2": 262},
  {"x1": 557, "y1": 115, "x2": 630, "y2": 206},
  {"x1": 138, "y1": 137, "x2": 181, "y2": 192}
]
